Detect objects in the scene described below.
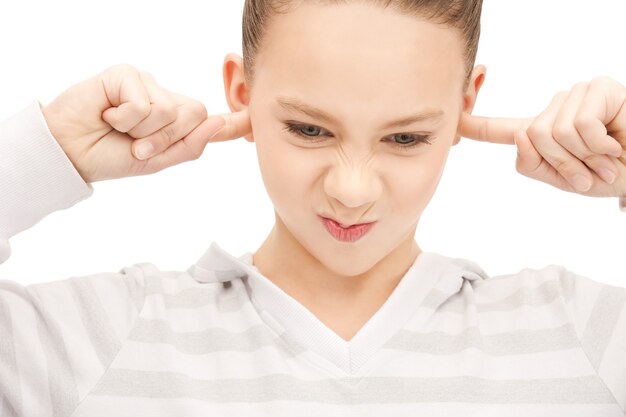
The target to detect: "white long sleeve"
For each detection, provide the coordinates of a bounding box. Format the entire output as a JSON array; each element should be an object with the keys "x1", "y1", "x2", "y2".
[{"x1": 0, "y1": 100, "x2": 94, "y2": 264}]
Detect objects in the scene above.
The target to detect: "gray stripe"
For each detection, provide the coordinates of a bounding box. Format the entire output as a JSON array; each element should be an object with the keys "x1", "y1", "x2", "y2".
[
  {"x1": 581, "y1": 285, "x2": 626, "y2": 369},
  {"x1": 0, "y1": 290, "x2": 21, "y2": 417},
  {"x1": 384, "y1": 323, "x2": 579, "y2": 355},
  {"x1": 92, "y1": 369, "x2": 615, "y2": 404},
  {"x1": 479, "y1": 279, "x2": 562, "y2": 311},
  {"x1": 30, "y1": 287, "x2": 80, "y2": 417},
  {"x1": 127, "y1": 318, "x2": 304, "y2": 356},
  {"x1": 153, "y1": 273, "x2": 567, "y2": 317},
  {"x1": 67, "y1": 277, "x2": 121, "y2": 368},
  {"x1": 125, "y1": 315, "x2": 579, "y2": 358},
  {"x1": 434, "y1": 279, "x2": 563, "y2": 314},
  {"x1": 148, "y1": 286, "x2": 249, "y2": 313},
  {"x1": 143, "y1": 275, "x2": 250, "y2": 313},
  {"x1": 156, "y1": 273, "x2": 577, "y2": 316}
]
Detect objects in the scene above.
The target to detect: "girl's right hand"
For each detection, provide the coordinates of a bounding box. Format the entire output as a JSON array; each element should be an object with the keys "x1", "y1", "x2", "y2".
[{"x1": 41, "y1": 63, "x2": 252, "y2": 183}]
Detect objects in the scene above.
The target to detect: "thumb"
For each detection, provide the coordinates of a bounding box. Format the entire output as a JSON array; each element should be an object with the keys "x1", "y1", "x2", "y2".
[
  {"x1": 459, "y1": 112, "x2": 533, "y2": 145},
  {"x1": 208, "y1": 107, "x2": 253, "y2": 143}
]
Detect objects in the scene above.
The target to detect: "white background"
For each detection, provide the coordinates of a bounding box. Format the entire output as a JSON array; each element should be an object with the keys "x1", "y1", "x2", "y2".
[{"x1": 0, "y1": 1, "x2": 625, "y2": 286}]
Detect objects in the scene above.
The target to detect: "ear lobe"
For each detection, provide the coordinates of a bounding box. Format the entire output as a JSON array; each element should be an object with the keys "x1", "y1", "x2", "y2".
[{"x1": 222, "y1": 53, "x2": 255, "y2": 143}]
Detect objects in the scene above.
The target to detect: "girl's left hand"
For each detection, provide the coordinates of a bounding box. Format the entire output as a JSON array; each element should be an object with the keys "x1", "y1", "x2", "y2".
[{"x1": 459, "y1": 76, "x2": 626, "y2": 198}]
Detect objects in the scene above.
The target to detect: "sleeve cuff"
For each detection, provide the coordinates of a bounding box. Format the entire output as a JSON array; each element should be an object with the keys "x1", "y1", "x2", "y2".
[{"x1": 0, "y1": 100, "x2": 94, "y2": 242}]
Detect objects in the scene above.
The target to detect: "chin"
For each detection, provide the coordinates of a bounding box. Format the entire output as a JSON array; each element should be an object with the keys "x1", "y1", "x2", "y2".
[{"x1": 313, "y1": 246, "x2": 384, "y2": 277}]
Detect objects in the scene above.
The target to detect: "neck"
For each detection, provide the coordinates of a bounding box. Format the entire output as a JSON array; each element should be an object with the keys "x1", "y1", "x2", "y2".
[{"x1": 252, "y1": 215, "x2": 421, "y2": 341}]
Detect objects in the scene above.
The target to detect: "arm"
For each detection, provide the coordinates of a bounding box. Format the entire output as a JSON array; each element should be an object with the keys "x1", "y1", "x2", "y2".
[
  {"x1": 558, "y1": 267, "x2": 626, "y2": 413},
  {"x1": 0, "y1": 100, "x2": 94, "y2": 265},
  {"x1": 0, "y1": 64, "x2": 250, "y2": 416},
  {"x1": 0, "y1": 100, "x2": 147, "y2": 417}
]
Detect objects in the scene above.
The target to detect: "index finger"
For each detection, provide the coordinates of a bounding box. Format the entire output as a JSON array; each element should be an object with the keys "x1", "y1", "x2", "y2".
[
  {"x1": 209, "y1": 108, "x2": 252, "y2": 143},
  {"x1": 459, "y1": 112, "x2": 533, "y2": 145}
]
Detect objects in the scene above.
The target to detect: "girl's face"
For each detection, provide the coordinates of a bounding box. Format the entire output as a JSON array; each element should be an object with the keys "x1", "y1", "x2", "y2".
[{"x1": 224, "y1": 2, "x2": 485, "y2": 277}]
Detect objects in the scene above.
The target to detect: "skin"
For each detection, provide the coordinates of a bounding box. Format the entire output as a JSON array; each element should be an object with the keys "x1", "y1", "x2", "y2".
[
  {"x1": 223, "y1": 2, "x2": 486, "y2": 341},
  {"x1": 39, "y1": 0, "x2": 625, "y2": 343}
]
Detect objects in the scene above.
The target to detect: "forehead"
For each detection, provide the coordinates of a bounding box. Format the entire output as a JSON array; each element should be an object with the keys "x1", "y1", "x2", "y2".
[{"x1": 253, "y1": 2, "x2": 465, "y2": 105}]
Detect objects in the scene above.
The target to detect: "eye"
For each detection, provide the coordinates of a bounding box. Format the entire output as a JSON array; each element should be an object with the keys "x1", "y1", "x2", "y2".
[
  {"x1": 389, "y1": 133, "x2": 433, "y2": 150},
  {"x1": 282, "y1": 122, "x2": 433, "y2": 151},
  {"x1": 283, "y1": 123, "x2": 331, "y2": 142}
]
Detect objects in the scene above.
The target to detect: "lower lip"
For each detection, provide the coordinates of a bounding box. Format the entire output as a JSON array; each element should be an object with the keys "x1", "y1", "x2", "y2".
[{"x1": 320, "y1": 216, "x2": 376, "y2": 242}]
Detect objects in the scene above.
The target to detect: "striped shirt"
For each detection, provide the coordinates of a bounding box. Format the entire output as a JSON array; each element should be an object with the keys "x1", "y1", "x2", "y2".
[{"x1": 1, "y1": 101, "x2": 625, "y2": 416}]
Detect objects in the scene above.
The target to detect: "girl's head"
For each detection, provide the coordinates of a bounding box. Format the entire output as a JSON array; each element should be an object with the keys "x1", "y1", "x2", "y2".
[{"x1": 223, "y1": 0, "x2": 487, "y2": 277}]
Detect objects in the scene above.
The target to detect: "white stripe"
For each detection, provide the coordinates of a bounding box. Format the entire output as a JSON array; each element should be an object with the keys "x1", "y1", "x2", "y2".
[
  {"x1": 106, "y1": 338, "x2": 596, "y2": 381},
  {"x1": 71, "y1": 396, "x2": 626, "y2": 417}
]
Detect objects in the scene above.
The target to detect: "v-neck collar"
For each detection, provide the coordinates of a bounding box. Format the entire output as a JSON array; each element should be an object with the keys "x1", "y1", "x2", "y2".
[{"x1": 188, "y1": 241, "x2": 489, "y2": 375}]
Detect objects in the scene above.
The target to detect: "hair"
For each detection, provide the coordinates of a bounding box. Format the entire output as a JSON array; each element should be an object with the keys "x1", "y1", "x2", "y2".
[{"x1": 242, "y1": 0, "x2": 483, "y2": 92}]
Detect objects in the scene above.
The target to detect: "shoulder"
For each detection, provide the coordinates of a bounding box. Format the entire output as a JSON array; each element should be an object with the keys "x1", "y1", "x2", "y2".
[{"x1": 471, "y1": 263, "x2": 626, "y2": 338}]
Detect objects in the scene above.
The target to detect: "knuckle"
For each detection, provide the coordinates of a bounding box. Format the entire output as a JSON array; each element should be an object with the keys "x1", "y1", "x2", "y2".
[
  {"x1": 160, "y1": 123, "x2": 177, "y2": 144},
  {"x1": 154, "y1": 102, "x2": 178, "y2": 123},
  {"x1": 555, "y1": 90, "x2": 569, "y2": 100},
  {"x1": 526, "y1": 123, "x2": 546, "y2": 140},
  {"x1": 591, "y1": 75, "x2": 612, "y2": 86},
  {"x1": 573, "y1": 115, "x2": 595, "y2": 132},
  {"x1": 163, "y1": 103, "x2": 178, "y2": 118},
  {"x1": 552, "y1": 123, "x2": 574, "y2": 140},
  {"x1": 221, "y1": 113, "x2": 233, "y2": 133},
  {"x1": 478, "y1": 119, "x2": 490, "y2": 141},
  {"x1": 138, "y1": 69, "x2": 155, "y2": 81},
  {"x1": 548, "y1": 91, "x2": 569, "y2": 107},
  {"x1": 552, "y1": 156, "x2": 570, "y2": 175},
  {"x1": 133, "y1": 101, "x2": 152, "y2": 118},
  {"x1": 581, "y1": 153, "x2": 600, "y2": 165},
  {"x1": 586, "y1": 141, "x2": 607, "y2": 155},
  {"x1": 113, "y1": 63, "x2": 138, "y2": 74},
  {"x1": 190, "y1": 101, "x2": 208, "y2": 120}
]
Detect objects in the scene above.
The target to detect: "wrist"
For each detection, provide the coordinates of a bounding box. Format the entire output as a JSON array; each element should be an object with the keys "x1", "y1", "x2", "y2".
[{"x1": 39, "y1": 102, "x2": 91, "y2": 184}]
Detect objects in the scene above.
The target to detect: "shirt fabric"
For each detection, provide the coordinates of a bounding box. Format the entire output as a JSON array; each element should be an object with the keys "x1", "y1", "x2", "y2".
[{"x1": 1, "y1": 100, "x2": 625, "y2": 416}]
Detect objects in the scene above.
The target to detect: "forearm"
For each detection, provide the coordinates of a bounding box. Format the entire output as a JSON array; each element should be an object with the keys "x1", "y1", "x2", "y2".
[{"x1": 0, "y1": 100, "x2": 93, "y2": 264}]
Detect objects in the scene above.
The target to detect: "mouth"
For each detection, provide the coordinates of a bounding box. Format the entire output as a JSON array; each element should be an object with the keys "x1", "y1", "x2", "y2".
[{"x1": 318, "y1": 215, "x2": 377, "y2": 243}]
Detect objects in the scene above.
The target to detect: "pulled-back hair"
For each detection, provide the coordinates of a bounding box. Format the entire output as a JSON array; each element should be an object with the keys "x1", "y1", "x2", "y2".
[{"x1": 242, "y1": 0, "x2": 483, "y2": 91}]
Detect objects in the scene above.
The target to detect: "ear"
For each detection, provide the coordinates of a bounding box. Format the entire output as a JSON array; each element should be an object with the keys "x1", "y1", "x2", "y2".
[
  {"x1": 453, "y1": 65, "x2": 487, "y2": 146},
  {"x1": 223, "y1": 53, "x2": 254, "y2": 143}
]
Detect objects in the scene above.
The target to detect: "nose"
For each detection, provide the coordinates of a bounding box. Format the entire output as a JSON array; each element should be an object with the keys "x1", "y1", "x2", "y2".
[{"x1": 324, "y1": 161, "x2": 383, "y2": 209}]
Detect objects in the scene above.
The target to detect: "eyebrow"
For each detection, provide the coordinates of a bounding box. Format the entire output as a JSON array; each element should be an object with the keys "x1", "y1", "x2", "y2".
[{"x1": 276, "y1": 96, "x2": 444, "y2": 129}]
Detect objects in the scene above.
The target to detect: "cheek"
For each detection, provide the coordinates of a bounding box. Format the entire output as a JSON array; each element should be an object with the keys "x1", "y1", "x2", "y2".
[
  {"x1": 256, "y1": 136, "x2": 318, "y2": 204},
  {"x1": 388, "y1": 150, "x2": 448, "y2": 213}
]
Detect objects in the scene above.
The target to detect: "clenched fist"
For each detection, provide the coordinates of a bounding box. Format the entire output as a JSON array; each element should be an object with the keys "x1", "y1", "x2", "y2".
[{"x1": 41, "y1": 63, "x2": 252, "y2": 183}]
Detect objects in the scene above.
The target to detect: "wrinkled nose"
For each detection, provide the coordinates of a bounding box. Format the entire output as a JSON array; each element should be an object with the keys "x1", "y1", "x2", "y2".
[{"x1": 324, "y1": 162, "x2": 382, "y2": 208}]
